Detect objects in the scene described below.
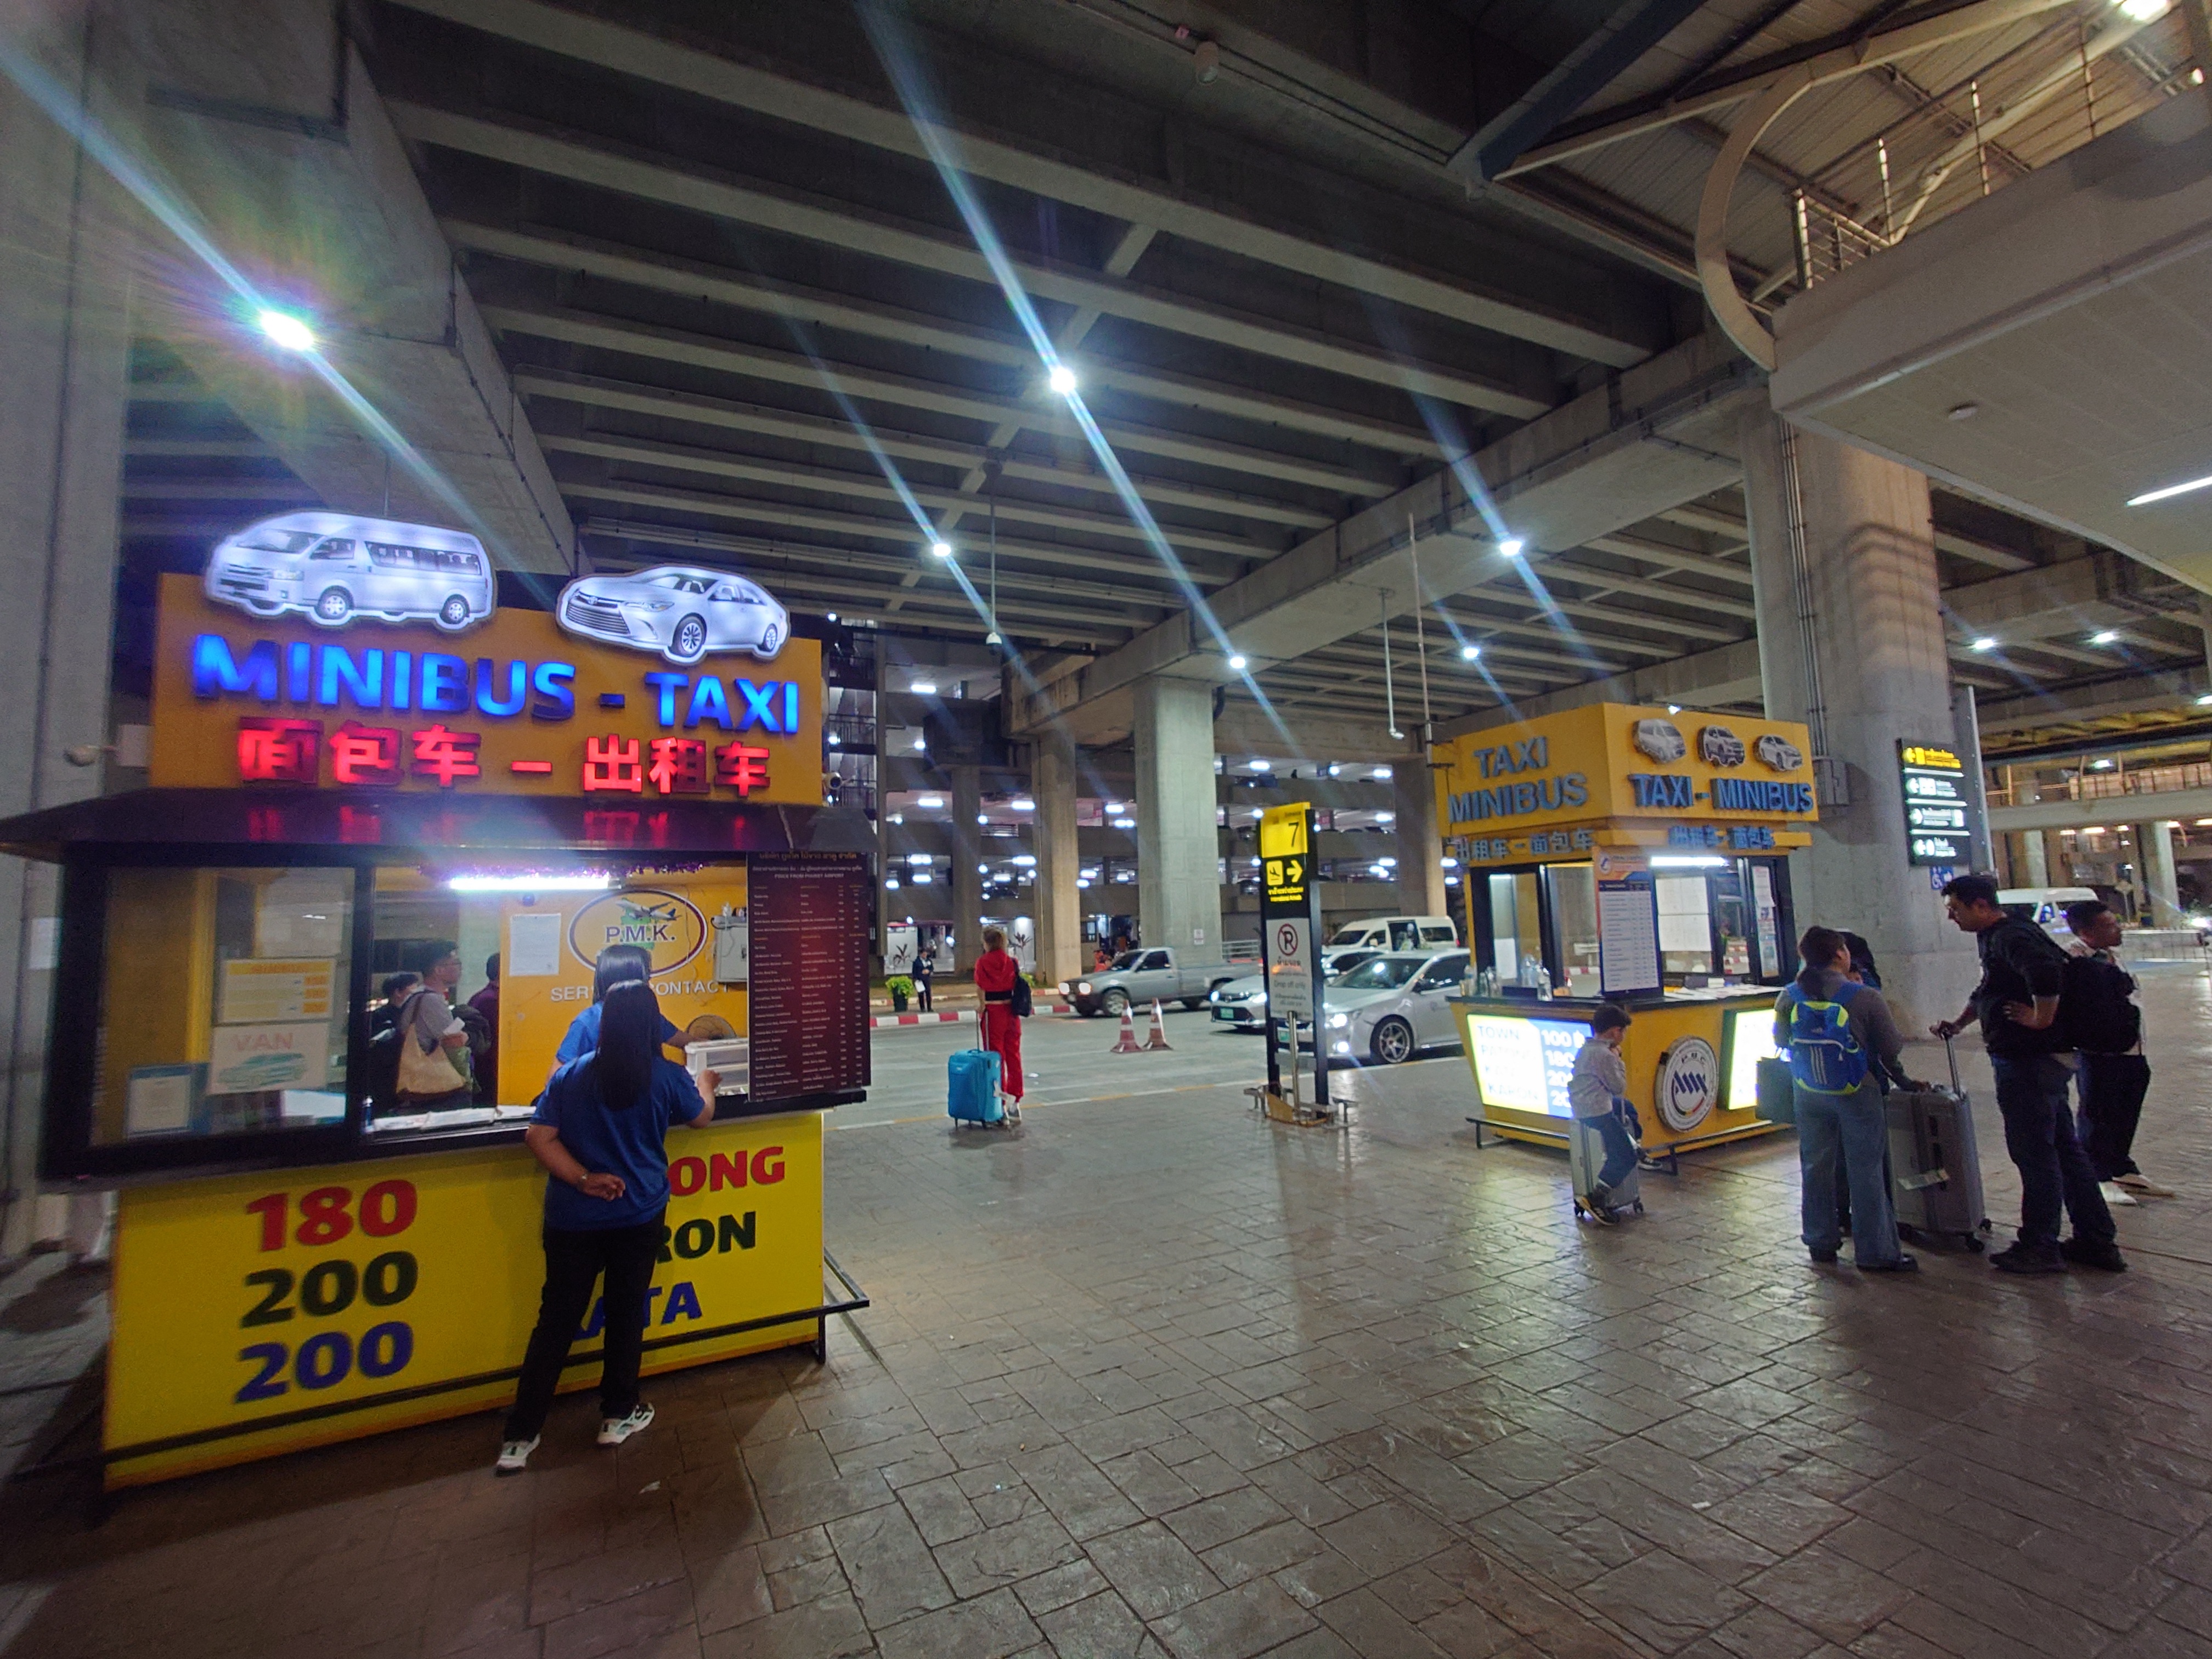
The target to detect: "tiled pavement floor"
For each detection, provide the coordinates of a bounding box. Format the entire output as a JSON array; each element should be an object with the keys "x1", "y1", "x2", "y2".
[{"x1": 9, "y1": 974, "x2": 2212, "y2": 1657}]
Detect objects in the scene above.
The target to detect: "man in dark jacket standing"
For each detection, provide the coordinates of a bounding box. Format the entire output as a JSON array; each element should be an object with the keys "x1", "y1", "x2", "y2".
[{"x1": 1932, "y1": 874, "x2": 2123, "y2": 1274}]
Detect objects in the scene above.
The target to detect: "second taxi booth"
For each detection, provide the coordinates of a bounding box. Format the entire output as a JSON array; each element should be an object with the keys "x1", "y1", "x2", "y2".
[{"x1": 1436, "y1": 702, "x2": 1818, "y2": 1158}]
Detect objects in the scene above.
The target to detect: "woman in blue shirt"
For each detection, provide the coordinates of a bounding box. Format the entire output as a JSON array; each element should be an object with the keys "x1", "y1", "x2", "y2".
[
  {"x1": 497, "y1": 979, "x2": 717, "y2": 1474},
  {"x1": 554, "y1": 945, "x2": 682, "y2": 1064}
]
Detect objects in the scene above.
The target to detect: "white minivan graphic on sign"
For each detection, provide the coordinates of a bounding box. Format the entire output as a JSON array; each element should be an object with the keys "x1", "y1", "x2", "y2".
[
  {"x1": 205, "y1": 512, "x2": 496, "y2": 633},
  {"x1": 556, "y1": 565, "x2": 789, "y2": 665}
]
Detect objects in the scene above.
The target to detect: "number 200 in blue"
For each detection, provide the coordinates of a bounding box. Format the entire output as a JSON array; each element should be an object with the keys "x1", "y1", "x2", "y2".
[{"x1": 236, "y1": 1322, "x2": 414, "y2": 1403}]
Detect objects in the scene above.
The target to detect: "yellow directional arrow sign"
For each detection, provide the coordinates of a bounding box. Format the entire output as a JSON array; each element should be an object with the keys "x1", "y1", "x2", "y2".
[{"x1": 1261, "y1": 803, "x2": 1311, "y2": 907}]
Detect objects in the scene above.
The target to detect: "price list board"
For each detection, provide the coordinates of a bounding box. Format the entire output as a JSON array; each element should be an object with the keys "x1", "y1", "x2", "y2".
[
  {"x1": 746, "y1": 851, "x2": 871, "y2": 1103},
  {"x1": 1897, "y1": 741, "x2": 1973, "y2": 867}
]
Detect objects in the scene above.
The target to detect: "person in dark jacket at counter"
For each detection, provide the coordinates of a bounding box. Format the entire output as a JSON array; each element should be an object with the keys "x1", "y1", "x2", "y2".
[
  {"x1": 1933, "y1": 874, "x2": 2123, "y2": 1274},
  {"x1": 555, "y1": 944, "x2": 680, "y2": 1064}
]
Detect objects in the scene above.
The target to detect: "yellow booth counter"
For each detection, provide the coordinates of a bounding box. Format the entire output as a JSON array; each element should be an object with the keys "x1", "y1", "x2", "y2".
[
  {"x1": 1432, "y1": 701, "x2": 1816, "y2": 1158},
  {"x1": 5, "y1": 554, "x2": 874, "y2": 1488}
]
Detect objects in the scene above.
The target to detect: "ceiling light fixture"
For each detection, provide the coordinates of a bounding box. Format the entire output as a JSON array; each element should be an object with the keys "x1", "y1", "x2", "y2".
[
  {"x1": 929, "y1": 540, "x2": 953, "y2": 558},
  {"x1": 2128, "y1": 471, "x2": 2212, "y2": 507},
  {"x1": 917, "y1": 794, "x2": 944, "y2": 808},
  {"x1": 910, "y1": 680, "x2": 936, "y2": 695},
  {"x1": 1499, "y1": 538, "x2": 1526, "y2": 558},
  {"x1": 256, "y1": 309, "x2": 316, "y2": 352},
  {"x1": 2091, "y1": 630, "x2": 2120, "y2": 645},
  {"x1": 1047, "y1": 364, "x2": 1078, "y2": 396},
  {"x1": 1970, "y1": 637, "x2": 1997, "y2": 651},
  {"x1": 446, "y1": 872, "x2": 609, "y2": 893},
  {"x1": 1460, "y1": 644, "x2": 1480, "y2": 661},
  {"x1": 1227, "y1": 653, "x2": 1248, "y2": 671}
]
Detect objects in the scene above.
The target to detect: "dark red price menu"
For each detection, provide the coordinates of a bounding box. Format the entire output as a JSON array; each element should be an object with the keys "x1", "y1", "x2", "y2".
[{"x1": 747, "y1": 851, "x2": 871, "y2": 1102}]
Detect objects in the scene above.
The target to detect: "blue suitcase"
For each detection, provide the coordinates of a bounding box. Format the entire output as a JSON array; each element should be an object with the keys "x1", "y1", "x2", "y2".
[{"x1": 948, "y1": 1047, "x2": 1003, "y2": 1126}]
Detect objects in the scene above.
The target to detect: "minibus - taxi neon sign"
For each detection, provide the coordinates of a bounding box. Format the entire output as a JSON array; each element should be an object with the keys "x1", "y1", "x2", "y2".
[{"x1": 190, "y1": 515, "x2": 802, "y2": 795}]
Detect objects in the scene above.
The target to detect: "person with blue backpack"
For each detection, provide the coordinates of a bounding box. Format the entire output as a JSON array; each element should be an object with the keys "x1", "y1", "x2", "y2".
[{"x1": 1776, "y1": 926, "x2": 1917, "y2": 1272}]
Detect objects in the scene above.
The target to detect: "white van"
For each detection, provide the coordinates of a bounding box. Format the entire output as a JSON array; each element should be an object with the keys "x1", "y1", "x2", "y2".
[
  {"x1": 1999, "y1": 885, "x2": 2100, "y2": 943},
  {"x1": 1327, "y1": 914, "x2": 1460, "y2": 952},
  {"x1": 206, "y1": 512, "x2": 496, "y2": 633}
]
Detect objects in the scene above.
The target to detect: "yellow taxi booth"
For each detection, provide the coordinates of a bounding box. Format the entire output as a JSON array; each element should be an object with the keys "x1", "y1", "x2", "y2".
[
  {"x1": 1437, "y1": 702, "x2": 1818, "y2": 1160},
  {"x1": 4, "y1": 554, "x2": 873, "y2": 1489}
]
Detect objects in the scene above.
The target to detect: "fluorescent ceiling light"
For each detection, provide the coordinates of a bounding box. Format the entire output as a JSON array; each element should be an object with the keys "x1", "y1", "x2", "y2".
[
  {"x1": 2119, "y1": 0, "x2": 2169, "y2": 21},
  {"x1": 1011, "y1": 797, "x2": 1035, "y2": 811},
  {"x1": 1227, "y1": 653, "x2": 1248, "y2": 671},
  {"x1": 1970, "y1": 637, "x2": 1997, "y2": 652},
  {"x1": 1499, "y1": 538, "x2": 1525, "y2": 558},
  {"x1": 1013, "y1": 855, "x2": 1036, "y2": 867},
  {"x1": 1371, "y1": 766, "x2": 1392, "y2": 780},
  {"x1": 929, "y1": 540, "x2": 952, "y2": 558},
  {"x1": 910, "y1": 680, "x2": 937, "y2": 694},
  {"x1": 1105, "y1": 801, "x2": 1123, "y2": 812},
  {"x1": 447, "y1": 872, "x2": 609, "y2": 892},
  {"x1": 1047, "y1": 364, "x2": 1079, "y2": 396},
  {"x1": 917, "y1": 794, "x2": 944, "y2": 808},
  {"x1": 2091, "y1": 630, "x2": 2120, "y2": 645},
  {"x1": 906, "y1": 853, "x2": 934, "y2": 866},
  {"x1": 1248, "y1": 759, "x2": 1271, "y2": 771},
  {"x1": 2128, "y1": 470, "x2": 2212, "y2": 506},
  {"x1": 912, "y1": 872, "x2": 933, "y2": 884},
  {"x1": 1460, "y1": 644, "x2": 1480, "y2": 661},
  {"x1": 884, "y1": 877, "x2": 900, "y2": 889},
  {"x1": 1111, "y1": 817, "x2": 1136, "y2": 829},
  {"x1": 257, "y1": 309, "x2": 315, "y2": 351},
  {"x1": 1650, "y1": 854, "x2": 1727, "y2": 868}
]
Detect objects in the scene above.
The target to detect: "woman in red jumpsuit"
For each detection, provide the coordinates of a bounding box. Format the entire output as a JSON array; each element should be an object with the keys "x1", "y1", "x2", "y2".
[{"x1": 974, "y1": 927, "x2": 1025, "y2": 1124}]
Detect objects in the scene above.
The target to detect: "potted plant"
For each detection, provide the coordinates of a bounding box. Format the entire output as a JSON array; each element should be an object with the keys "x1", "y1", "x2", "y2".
[{"x1": 886, "y1": 975, "x2": 913, "y2": 1013}]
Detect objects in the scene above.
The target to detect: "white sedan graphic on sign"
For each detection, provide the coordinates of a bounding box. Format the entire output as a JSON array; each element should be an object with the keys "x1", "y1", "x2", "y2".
[{"x1": 557, "y1": 566, "x2": 789, "y2": 665}]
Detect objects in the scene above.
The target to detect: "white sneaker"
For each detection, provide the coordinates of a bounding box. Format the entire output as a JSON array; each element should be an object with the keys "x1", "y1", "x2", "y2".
[
  {"x1": 597, "y1": 1403, "x2": 654, "y2": 1446},
  {"x1": 494, "y1": 1436, "x2": 539, "y2": 1475},
  {"x1": 2100, "y1": 1182, "x2": 2138, "y2": 1207},
  {"x1": 2116, "y1": 1172, "x2": 2175, "y2": 1198}
]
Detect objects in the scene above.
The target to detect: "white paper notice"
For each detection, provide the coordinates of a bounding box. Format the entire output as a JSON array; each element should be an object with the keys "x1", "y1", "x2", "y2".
[
  {"x1": 508, "y1": 911, "x2": 564, "y2": 978},
  {"x1": 1598, "y1": 883, "x2": 1661, "y2": 995},
  {"x1": 207, "y1": 1023, "x2": 329, "y2": 1095},
  {"x1": 254, "y1": 873, "x2": 349, "y2": 958},
  {"x1": 218, "y1": 957, "x2": 335, "y2": 1025},
  {"x1": 126, "y1": 1067, "x2": 196, "y2": 1135}
]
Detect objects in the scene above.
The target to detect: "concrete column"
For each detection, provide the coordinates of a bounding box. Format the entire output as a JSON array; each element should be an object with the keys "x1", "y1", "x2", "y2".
[
  {"x1": 1393, "y1": 759, "x2": 1448, "y2": 919},
  {"x1": 1031, "y1": 730, "x2": 1083, "y2": 988},
  {"x1": 1133, "y1": 676, "x2": 1223, "y2": 963},
  {"x1": 951, "y1": 765, "x2": 984, "y2": 973},
  {"x1": 2137, "y1": 821, "x2": 2181, "y2": 924},
  {"x1": 2017, "y1": 830, "x2": 2050, "y2": 887},
  {"x1": 1742, "y1": 412, "x2": 1978, "y2": 1027},
  {"x1": 0, "y1": 4, "x2": 136, "y2": 1254}
]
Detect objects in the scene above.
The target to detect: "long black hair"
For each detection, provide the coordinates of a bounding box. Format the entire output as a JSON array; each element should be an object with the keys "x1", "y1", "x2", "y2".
[
  {"x1": 1796, "y1": 926, "x2": 1847, "y2": 995},
  {"x1": 594, "y1": 944, "x2": 652, "y2": 1002},
  {"x1": 592, "y1": 979, "x2": 663, "y2": 1111}
]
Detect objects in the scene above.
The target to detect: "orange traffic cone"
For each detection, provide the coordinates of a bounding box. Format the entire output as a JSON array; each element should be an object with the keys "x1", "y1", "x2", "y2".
[
  {"x1": 1143, "y1": 999, "x2": 1173, "y2": 1051},
  {"x1": 1109, "y1": 1006, "x2": 1143, "y2": 1053}
]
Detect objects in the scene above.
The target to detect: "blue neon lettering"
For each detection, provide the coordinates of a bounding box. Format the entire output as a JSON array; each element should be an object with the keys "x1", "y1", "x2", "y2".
[
  {"x1": 191, "y1": 635, "x2": 278, "y2": 701},
  {"x1": 390, "y1": 651, "x2": 412, "y2": 712},
  {"x1": 315, "y1": 646, "x2": 383, "y2": 709},
  {"x1": 643, "y1": 672, "x2": 689, "y2": 726},
  {"x1": 419, "y1": 653, "x2": 469, "y2": 714},
  {"x1": 684, "y1": 677, "x2": 732, "y2": 731},
  {"x1": 531, "y1": 662, "x2": 574, "y2": 722},
  {"x1": 783, "y1": 681, "x2": 799, "y2": 733},
  {"x1": 733, "y1": 679, "x2": 783, "y2": 733},
  {"x1": 286, "y1": 641, "x2": 311, "y2": 703},
  {"x1": 473, "y1": 658, "x2": 526, "y2": 718}
]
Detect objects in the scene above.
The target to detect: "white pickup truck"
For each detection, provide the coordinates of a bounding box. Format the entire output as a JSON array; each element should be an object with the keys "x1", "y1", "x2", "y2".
[{"x1": 1060, "y1": 949, "x2": 1238, "y2": 1017}]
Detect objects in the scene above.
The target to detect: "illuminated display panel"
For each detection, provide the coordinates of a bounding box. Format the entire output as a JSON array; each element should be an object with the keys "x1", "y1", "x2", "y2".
[
  {"x1": 1722, "y1": 1006, "x2": 1782, "y2": 1112},
  {"x1": 1466, "y1": 1014, "x2": 1589, "y2": 1117}
]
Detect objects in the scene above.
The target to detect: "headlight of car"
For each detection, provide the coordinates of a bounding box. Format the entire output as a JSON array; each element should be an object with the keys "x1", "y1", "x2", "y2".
[
  {"x1": 1058, "y1": 981, "x2": 1071, "y2": 995},
  {"x1": 1327, "y1": 1013, "x2": 1348, "y2": 1029},
  {"x1": 643, "y1": 600, "x2": 674, "y2": 611},
  {"x1": 1076, "y1": 981, "x2": 1092, "y2": 995}
]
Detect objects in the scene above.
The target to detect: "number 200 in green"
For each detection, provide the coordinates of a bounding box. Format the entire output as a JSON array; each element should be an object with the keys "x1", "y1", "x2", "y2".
[{"x1": 234, "y1": 1252, "x2": 419, "y2": 1404}]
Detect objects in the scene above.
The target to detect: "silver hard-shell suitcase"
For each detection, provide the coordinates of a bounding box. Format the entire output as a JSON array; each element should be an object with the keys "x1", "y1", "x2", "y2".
[
  {"x1": 1886, "y1": 1037, "x2": 1991, "y2": 1252},
  {"x1": 1570, "y1": 1109, "x2": 1643, "y2": 1222}
]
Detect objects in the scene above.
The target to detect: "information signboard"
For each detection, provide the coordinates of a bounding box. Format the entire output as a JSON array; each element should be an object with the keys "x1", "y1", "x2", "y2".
[
  {"x1": 747, "y1": 852, "x2": 871, "y2": 1103},
  {"x1": 1265, "y1": 918, "x2": 1314, "y2": 1020},
  {"x1": 1259, "y1": 803, "x2": 1329, "y2": 1104},
  {"x1": 1898, "y1": 741, "x2": 1974, "y2": 867}
]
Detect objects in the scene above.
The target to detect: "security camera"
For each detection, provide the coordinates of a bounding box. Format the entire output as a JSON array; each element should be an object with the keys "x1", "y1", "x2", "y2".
[{"x1": 1193, "y1": 40, "x2": 1220, "y2": 83}]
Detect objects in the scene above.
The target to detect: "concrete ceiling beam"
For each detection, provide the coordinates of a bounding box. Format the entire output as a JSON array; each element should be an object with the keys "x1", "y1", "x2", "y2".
[
  {"x1": 494, "y1": 315, "x2": 1397, "y2": 498},
  {"x1": 390, "y1": 101, "x2": 1556, "y2": 421},
  {"x1": 562, "y1": 477, "x2": 1241, "y2": 586},
  {"x1": 385, "y1": 0, "x2": 1655, "y2": 366},
  {"x1": 540, "y1": 432, "x2": 1274, "y2": 561},
  {"x1": 1581, "y1": 533, "x2": 1756, "y2": 586},
  {"x1": 1005, "y1": 334, "x2": 1762, "y2": 736},
  {"x1": 518, "y1": 367, "x2": 1330, "y2": 529},
  {"x1": 1434, "y1": 639, "x2": 1768, "y2": 736},
  {"x1": 449, "y1": 219, "x2": 1442, "y2": 457}
]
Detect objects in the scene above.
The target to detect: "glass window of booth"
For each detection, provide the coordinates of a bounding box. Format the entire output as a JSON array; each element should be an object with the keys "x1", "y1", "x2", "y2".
[
  {"x1": 1542, "y1": 864, "x2": 1602, "y2": 998},
  {"x1": 80, "y1": 864, "x2": 363, "y2": 1154}
]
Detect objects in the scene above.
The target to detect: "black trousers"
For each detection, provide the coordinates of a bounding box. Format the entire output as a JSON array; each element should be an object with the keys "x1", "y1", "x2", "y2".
[
  {"x1": 503, "y1": 1212, "x2": 663, "y2": 1440},
  {"x1": 2076, "y1": 1052, "x2": 2152, "y2": 1181}
]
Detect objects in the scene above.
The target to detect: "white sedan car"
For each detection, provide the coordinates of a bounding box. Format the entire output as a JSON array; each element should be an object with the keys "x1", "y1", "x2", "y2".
[
  {"x1": 1321, "y1": 949, "x2": 1472, "y2": 1065},
  {"x1": 1207, "y1": 947, "x2": 1381, "y2": 1034},
  {"x1": 558, "y1": 566, "x2": 789, "y2": 665}
]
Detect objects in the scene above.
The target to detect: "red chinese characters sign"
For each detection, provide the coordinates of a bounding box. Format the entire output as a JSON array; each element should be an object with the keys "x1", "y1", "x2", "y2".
[{"x1": 149, "y1": 575, "x2": 822, "y2": 805}]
